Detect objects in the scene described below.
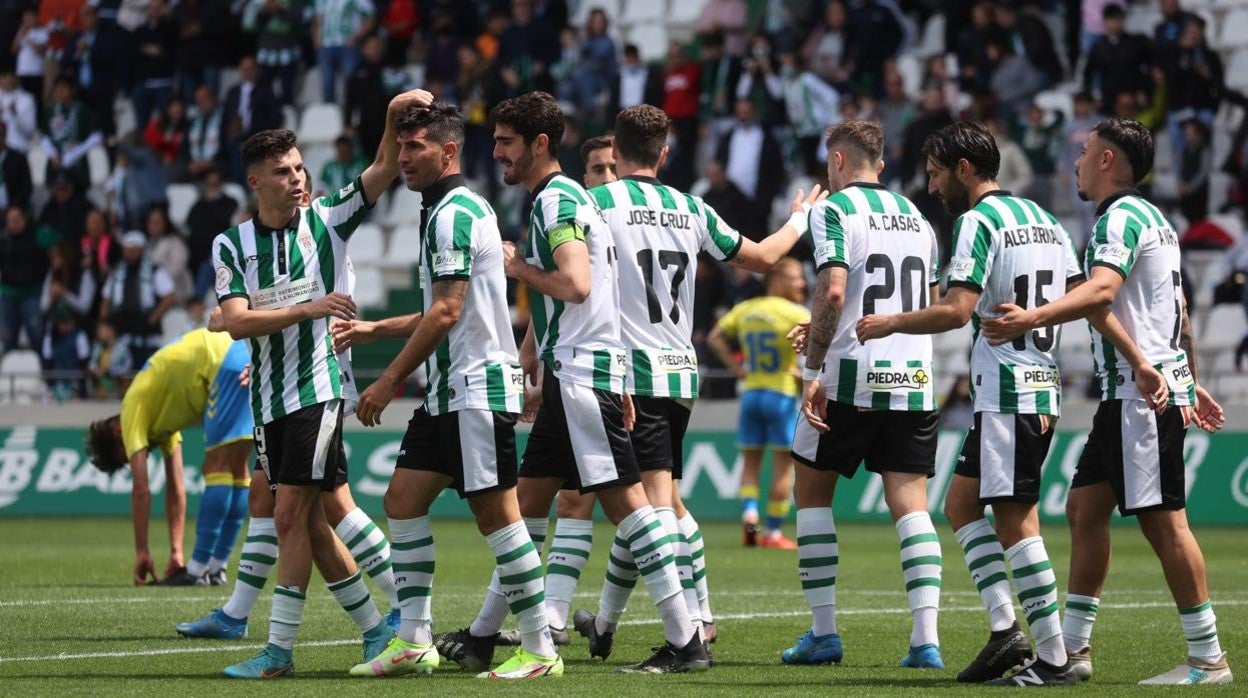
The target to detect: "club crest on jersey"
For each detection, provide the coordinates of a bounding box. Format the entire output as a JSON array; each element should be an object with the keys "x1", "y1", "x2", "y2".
[{"x1": 215, "y1": 266, "x2": 232, "y2": 291}]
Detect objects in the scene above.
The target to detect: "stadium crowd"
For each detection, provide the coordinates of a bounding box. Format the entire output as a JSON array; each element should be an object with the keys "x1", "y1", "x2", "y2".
[{"x1": 2, "y1": 0, "x2": 1248, "y2": 400}]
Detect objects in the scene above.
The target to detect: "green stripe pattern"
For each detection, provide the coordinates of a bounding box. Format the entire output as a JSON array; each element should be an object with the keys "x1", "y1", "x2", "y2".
[
  {"x1": 491, "y1": 528, "x2": 547, "y2": 618},
  {"x1": 235, "y1": 523, "x2": 278, "y2": 592},
  {"x1": 796, "y1": 511, "x2": 839, "y2": 605},
  {"x1": 897, "y1": 515, "x2": 942, "y2": 607},
  {"x1": 1007, "y1": 539, "x2": 1061, "y2": 632}
]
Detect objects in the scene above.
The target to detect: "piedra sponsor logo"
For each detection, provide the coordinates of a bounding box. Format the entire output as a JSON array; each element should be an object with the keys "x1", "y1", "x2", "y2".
[{"x1": 866, "y1": 368, "x2": 929, "y2": 392}]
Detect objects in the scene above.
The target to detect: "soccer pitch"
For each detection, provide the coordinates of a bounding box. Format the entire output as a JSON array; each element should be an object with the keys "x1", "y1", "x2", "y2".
[{"x1": 0, "y1": 517, "x2": 1242, "y2": 695}]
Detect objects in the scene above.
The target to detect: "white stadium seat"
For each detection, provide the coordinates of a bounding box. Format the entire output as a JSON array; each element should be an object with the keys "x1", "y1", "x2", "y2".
[
  {"x1": 349, "y1": 223, "x2": 385, "y2": 265},
  {"x1": 300, "y1": 144, "x2": 335, "y2": 193},
  {"x1": 669, "y1": 0, "x2": 708, "y2": 26},
  {"x1": 1200, "y1": 305, "x2": 1248, "y2": 352},
  {"x1": 381, "y1": 186, "x2": 424, "y2": 226},
  {"x1": 0, "y1": 350, "x2": 44, "y2": 404},
  {"x1": 298, "y1": 104, "x2": 344, "y2": 146},
  {"x1": 384, "y1": 225, "x2": 424, "y2": 265},
  {"x1": 87, "y1": 145, "x2": 110, "y2": 187},
  {"x1": 628, "y1": 24, "x2": 669, "y2": 62},
  {"x1": 27, "y1": 146, "x2": 47, "y2": 189},
  {"x1": 620, "y1": 0, "x2": 666, "y2": 27},
  {"x1": 352, "y1": 264, "x2": 386, "y2": 309},
  {"x1": 222, "y1": 182, "x2": 250, "y2": 212},
  {"x1": 1225, "y1": 49, "x2": 1248, "y2": 90},
  {"x1": 165, "y1": 183, "x2": 199, "y2": 229},
  {"x1": 298, "y1": 66, "x2": 323, "y2": 108},
  {"x1": 1219, "y1": 8, "x2": 1248, "y2": 49}
]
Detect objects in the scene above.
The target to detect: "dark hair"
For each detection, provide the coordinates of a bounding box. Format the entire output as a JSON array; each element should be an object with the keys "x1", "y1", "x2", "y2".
[
  {"x1": 922, "y1": 121, "x2": 1001, "y2": 180},
  {"x1": 580, "y1": 135, "x2": 614, "y2": 166},
  {"x1": 334, "y1": 134, "x2": 353, "y2": 148},
  {"x1": 613, "y1": 105, "x2": 668, "y2": 166},
  {"x1": 394, "y1": 102, "x2": 465, "y2": 146},
  {"x1": 701, "y1": 31, "x2": 725, "y2": 49},
  {"x1": 489, "y1": 91, "x2": 565, "y2": 149},
  {"x1": 241, "y1": 129, "x2": 298, "y2": 171},
  {"x1": 824, "y1": 120, "x2": 885, "y2": 166},
  {"x1": 623, "y1": 44, "x2": 640, "y2": 59},
  {"x1": 85, "y1": 416, "x2": 126, "y2": 475},
  {"x1": 1092, "y1": 117, "x2": 1153, "y2": 182},
  {"x1": 1102, "y1": 3, "x2": 1125, "y2": 20},
  {"x1": 1074, "y1": 90, "x2": 1096, "y2": 104}
]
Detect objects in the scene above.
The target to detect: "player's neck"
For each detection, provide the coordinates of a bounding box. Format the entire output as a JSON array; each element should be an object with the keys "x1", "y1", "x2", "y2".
[
  {"x1": 523, "y1": 159, "x2": 562, "y2": 193},
  {"x1": 966, "y1": 179, "x2": 1002, "y2": 206},
  {"x1": 256, "y1": 202, "x2": 298, "y2": 230},
  {"x1": 617, "y1": 160, "x2": 657, "y2": 180},
  {"x1": 1092, "y1": 180, "x2": 1134, "y2": 208},
  {"x1": 838, "y1": 170, "x2": 879, "y2": 191}
]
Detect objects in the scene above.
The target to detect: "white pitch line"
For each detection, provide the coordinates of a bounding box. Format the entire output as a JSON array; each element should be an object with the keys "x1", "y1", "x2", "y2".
[{"x1": 3, "y1": 598, "x2": 1247, "y2": 664}]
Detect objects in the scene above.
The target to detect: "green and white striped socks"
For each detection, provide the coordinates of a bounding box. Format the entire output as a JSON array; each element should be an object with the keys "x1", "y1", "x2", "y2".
[
  {"x1": 896, "y1": 511, "x2": 941, "y2": 648},
  {"x1": 268, "y1": 585, "x2": 305, "y2": 650},
  {"x1": 796, "y1": 507, "x2": 839, "y2": 636},
  {"x1": 489, "y1": 520, "x2": 556, "y2": 658},
  {"x1": 1006, "y1": 537, "x2": 1064, "y2": 665},
  {"x1": 544, "y1": 517, "x2": 593, "y2": 631},
  {"x1": 1178, "y1": 600, "x2": 1222, "y2": 662},
  {"x1": 595, "y1": 534, "x2": 639, "y2": 635},
  {"x1": 223, "y1": 517, "x2": 277, "y2": 620},
  {"x1": 326, "y1": 570, "x2": 382, "y2": 634},
  {"x1": 656, "y1": 506, "x2": 702, "y2": 630},
  {"x1": 335, "y1": 507, "x2": 399, "y2": 609},
  {"x1": 389, "y1": 515, "x2": 435, "y2": 645},
  {"x1": 620, "y1": 505, "x2": 693, "y2": 648},
  {"x1": 955, "y1": 519, "x2": 1015, "y2": 632},
  {"x1": 469, "y1": 517, "x2": 546, "y2": 639},
  {"x1": 678, "y1": 512, "x2": 714, "y2": 624},
  {"x1": 1062, "y1": 594, "x2": 1099, "y2": 652}
]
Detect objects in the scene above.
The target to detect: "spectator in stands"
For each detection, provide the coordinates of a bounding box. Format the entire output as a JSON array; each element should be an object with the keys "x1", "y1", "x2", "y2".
[
  {"x1": 344, "y1": 34, "x2": 389, "y2": 158},
  {"x1": 40, "y1": 304, "x2": 90, "y2": 400},
  {"x1": 99, "y1": 230, "x2": 176, "y2": 372},
  {"x1": 456, "y1": 43, "x2": 503, "y2": 200},
  {"x1": 1166, "y1": 16, "x2": 1222, "y2": 161},
  {"x1": 985, "y1": 36, "x2": 1048, "y2": 117},
  {"x1": 699, "y1": 32, "x2": 741, "y2": 141},
  {"x1": 780, "y1": 51, "x2": 839, "y2": 177},
  {"x1": 244, "y1": 0, "x2": 305, "y2": 105},
  {"x1": 995, "y1": 1, "x2": 1064, "y2": 86},
  {"x1": 901, "y1": 85, "x2": 953, "y2": 194},
  {"x1": 186, "y1": 85, "x2": 225, "y2": 180},
  {"x1": 663, "y1": 42, "x2": 702, "y2": 191},
  {"x1": 737, "y1": 34, "x2": 785, "y2": 127},
  {"x1": 12, "y1": 8, "x2": 48, "y2": 119},
  {"x1": 317, "y1": 134, "x2": 368, "y2": 196},
  {"x1": 568, "y1": 8, "x2": 616, "y2": 120},
  {"x1": 143, "y1": 206, "x2": 192, "y2": 302},
  {"x1": 41, "y1": 241, "x2": 96, "y2": 326},
  {"x1": 610, "y1": 43, "x2": 663, "y2": 115},
  {"x1": 1016, "y1": 103, "x2": 1063, "y2": 210},
  {"x1": 145, "y1": 98, "x2": 189, "y2": 180},
  {"x1": 0, "y1": 68, "x2": 38, "y2": 152},
  {"x1": 61, "y1": 4, "x2": 117, "y2": 138},
  {"x1": 186, "y1": 168, "x2": 238, "y2": 297},
  {"x1": 313, "y1": 0, "x2": 375, "y2": 103},
  {"x1": 877, "y1": 68, "x2": 913, "y2": 188},
  {"x1": 801, "y1": 0, "x2": 853, "y2": 90},
  {"x1": 955, "y1": 0, "x2": 997, "y2": 92},
  {"x1": 475, "y1": 8, "x2": 508, "y2": 64},
  {"x1": 173, "y1": 0, "x2": 230, "y2": 99},
  {"x1": 110, "y1": 134, "x2": 171, "y2": 231},
  {"x1": 715, "y1": 98, "x2": 782, "y2": 236},
  {"x1": 423, "y1": 14, "x2": 461, "y2": 94},
  {"x1": 80, "y1": 208, "x2": 116, "y2": 286},
  {"x1": 1064, "y1": 91, "x2": 1100, "y2": 245},
  {"x1": 989, "y1": 117, "x2": 1034, "y2": 196},
  {"x1": 1179, "y1": 119, "x2": 1212, "y2": 224},
  {"x1": 696, "y1": 0, "x2": 749, "y2": 57},
  {"x1": 847, "y1": 0, "x2": 904, "y2": 96},
  {"x1": 379, "y1": 0, "x2": 417, "y2": 66},
  {"x1": 0, "y1": 122, "x2": 32, "y2": 213},
  {"x1": 41, "y1": 76, "x2": 102, "y2": 192},
  {"x1": 1083, "y1": 3, "x2": 1153, "y2": 115},
  {"x1": 498, "y1": 0, "x2": 559, "y2": 95},
  {"x1": 1153, "y1": 0, "x2": 1198, "y2": 67},
  {"x1": 39, "y1": 174, "x2": 93, "y2": 245},
  {"x1": 87, "y1": 317, "x2": 125, "y2": 398},
  {"x1": 130, "y1": 0, "x2": 178, "y2": 129},
  {"x1": 223, "y1": 56, "x2": 282, "y2": 181},
  {"x1": 757, "y1": 0, "x2": 815, "y2": 53},
  {"x1": 701, "y1": 159, "x2": 752, "y2": 239},
  {"x1": 0, "y1": 205, "x2": 49, "y2": 352}
]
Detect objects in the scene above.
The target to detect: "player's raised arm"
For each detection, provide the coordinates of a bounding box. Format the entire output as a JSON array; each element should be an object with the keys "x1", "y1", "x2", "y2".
[{"x1": 730, "y1": 185, "x2": 827, "y2": 272}]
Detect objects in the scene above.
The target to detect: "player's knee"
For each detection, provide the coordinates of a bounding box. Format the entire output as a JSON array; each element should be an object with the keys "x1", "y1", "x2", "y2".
[{"x1": 248, "y1": 484, "x2": 273, "y2": 518}]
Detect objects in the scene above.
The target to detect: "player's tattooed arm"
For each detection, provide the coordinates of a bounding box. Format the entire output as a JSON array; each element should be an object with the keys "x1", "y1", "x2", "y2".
[
  {"x1": 805, "y1": 266, "x2": 848, "y2": 372},
  {"x1": 1179, "y1": 298, "x2": 1199, "y2": 384},
  {"x1": 1177, "y1": 296, "x2": 1224, "y2": 432}
]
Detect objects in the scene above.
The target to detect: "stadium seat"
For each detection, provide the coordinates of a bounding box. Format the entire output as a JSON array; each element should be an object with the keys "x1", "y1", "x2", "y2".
[
  {"x1": 352, "y1": 264, "x2": 386, "y2": 309},
  {"x1": 668, "y1": 0, "x2": 708, "y2": 27},
  {"x1": 282, "y1": 104, "x2": 298, "y2": 130},
  {"x1": 87, "y1": 146, "x2": 110, "y2": 187},
  {"x1": 300, "y1": 144, "x2": 335, "y2": 193},
  {"x1": 384, "y1": 225, "x2": 423, "y2": 266},
  {"x1": 1125, "y1": 9, "x2": 1162, "y2": 37},
  {"x1": 1219, "y1": 8, "x2": 1248, "y2": 49},
  {"x1": 913, "y1": 13, "x2": 946, "y2": 59},
  {"x1": 298, "y1": 104, "x2": 343, "y2": 145},
  {"x1": 1201, "y1": 304, "x2": 1248, "y2": 351},
  {"x1": 1214, "y1": 373, "x2": 1248, "y2": 403},
  {"x1": 1057, "y1": 320, "x2": 1096, "y2": 379},
  {"x1": 349, "y1": 223, "x2": 385, "y2": 265},
  {"x1": 627, "y1": 24, "x2": 669, "y2": 62},
  {"x1": 1225, "y1": 49, "x2": 1248, "y2": 90},
  {"x1": 297, "y1": 66, "x2": 322, "y2": 108},
  {"x1": 165, "y1": 183, "x2": 199, "y2": 229},
  {"x1": 381, "y1": 186, "x2": 424, "y2": 226},
  {"x1": 1034, "y1": 89, "x2": 1074, "y2": 125},
  {"x1": 572, "y1": 0, "x2": 621, "y2": 29},
  {"x1": 896, "y1": 53, "x2": 923, "y2": 98},
  {"x1": 0, "y1": 350, "x2": 44, "y2": 404},
  {"x1": 27, "y1": 146, "x2": 47, "y2": 189},
  {"x1": 620, "y1": 0, "x2": 666, "y2": 27},
  {"x1": 222, "y1": 182, "x2": 250, "y2": 212}
]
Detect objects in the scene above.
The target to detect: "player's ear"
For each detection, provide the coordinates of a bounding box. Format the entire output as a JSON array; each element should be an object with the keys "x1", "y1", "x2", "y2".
[
  {"x1": 657, "y1": 144, "x2": 669, "y2": 169},
  {"x1": 443, "y1": 139, "x2": 459, "y2": 164},
  {"x1": 534, "y1": 133, "x2": 549, "y2": 158}
]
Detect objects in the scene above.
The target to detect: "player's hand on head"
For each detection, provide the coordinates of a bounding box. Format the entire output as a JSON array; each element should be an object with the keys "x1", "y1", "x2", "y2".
[
  {"x1": 355, "y1": 377, "x2": 395, "y2": 427},
  {"x1": 801, "y1": 379, "x2": 829, "y2": 432},
  {"x1": 134, "y1": 551, "x2": 156, "y2": 586},
  {"x1": 982, "y1": 303, "x2": 1030, "y2": 345},
  {"x1": 306, "y1": 292, "x2": 357, "y2": 321},
  {"x1": 1193, "y1": 385, "x2": 1225, "y2": 433},
  {"x1": 787, "y1": 321, "x2": 809, "y2": 353},
  {"x1": 855, "y1": 314, "x2": 894, "y2": 343},
  {"x1": 1134, "y1": 364, "x2": 1169, "y2": 413},
  {"x1": 390, "y1": 88, "x2": 434, "y2": 112}
]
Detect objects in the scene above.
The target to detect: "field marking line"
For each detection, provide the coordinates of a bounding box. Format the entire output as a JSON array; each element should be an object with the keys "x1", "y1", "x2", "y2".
[{"x1": 3, "y1": 598, "x2": 1247, "y2": 664}]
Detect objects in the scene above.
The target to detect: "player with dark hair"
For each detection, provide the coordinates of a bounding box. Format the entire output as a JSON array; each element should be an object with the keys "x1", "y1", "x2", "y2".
[{"x1": 984, "y1": 118, "x2": 1232, "y2": 686}]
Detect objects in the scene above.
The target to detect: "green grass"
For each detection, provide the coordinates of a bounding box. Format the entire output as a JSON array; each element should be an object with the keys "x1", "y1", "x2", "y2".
[{"x1": 0, "y1": 517, "x2": 1243, "y2": 695}]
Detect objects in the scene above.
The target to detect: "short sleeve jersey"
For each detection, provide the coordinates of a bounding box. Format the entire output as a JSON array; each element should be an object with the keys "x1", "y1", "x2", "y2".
[
  {"x1": 526, "y1": 173, "x2": 626, "y2": 392},
  {"x1": 212, "y1": 176, "x2": 372, "y2": 425},
  {"x1": 715, "y1": 296, "x2": 811, "y2": 397},
  {"x1": 946, "y1": 192, "x2": 1083, "y2": 415},
  {"x1": 808, "y1": 183, "x2": 940, "y2": 410},
  {"x1": 1084, "y1": 191, "x2": 1194, "y2": 404},
  {"x1": 591, "y1": 175, "x2": 743, "y2": 398},
  {"x1": 417, "y1": 180, "x2": 523, "y2": 415}
]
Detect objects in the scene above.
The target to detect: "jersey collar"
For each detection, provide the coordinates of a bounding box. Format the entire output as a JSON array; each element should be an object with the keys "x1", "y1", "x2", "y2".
[
  {"x1": 254, "y1": 211, "x2": 300, "y2": 236},
  {"x1": 847, "y1": 181, "x2": 887, "y2": 190},
  {"x1": 623, "y1": 174, "x2": 661, "y2": 185},
  {"x1": 421, "y1": 173, "x2": 466, "y2": 210},
  {"x1": 974, "y1": 189, "x2": 1012, "y2": 206},
  {"x1": 1096, "y1": 188, "x2": 1141, "y2": 217},
  {"x1": 529, "y1": 171, "x2": 563, "y2": 205}
]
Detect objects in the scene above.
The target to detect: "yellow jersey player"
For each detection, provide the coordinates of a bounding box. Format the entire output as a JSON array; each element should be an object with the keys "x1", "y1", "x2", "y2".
[{"x1": 708, "y1": 258, "x2": 810, "y2": 548}]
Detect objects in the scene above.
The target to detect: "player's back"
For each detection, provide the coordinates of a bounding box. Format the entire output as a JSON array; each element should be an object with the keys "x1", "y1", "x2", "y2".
[
  {"x1": 593, "y1": 175, "x2": 743, "y2": 397},
  {"x1": 948, "y1": 192, "x2": 1082, "y2": 414},
  {"x1": 121, "y1": 329, "x2": 236, "y2": 453},
  {"x1": 811, "y1": 183, "x2": 939, "y2": 409},
  {"x1": 719, "y1": 295, "x2": 809, "y2": 397}
]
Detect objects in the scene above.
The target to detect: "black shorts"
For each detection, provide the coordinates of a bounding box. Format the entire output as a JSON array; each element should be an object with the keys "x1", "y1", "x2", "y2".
[
  {"x1": 790, "y1": 400, "x2": 938, "y2": 477},
  {"x1": 395, "y1": 406, "x2": 518, "y2": 498},
  {"x1": 255, "y1": 399, "x2": 348, "y2": 492},
  {"x1": 1072, "y1": 399, "x2": 1187, "y2": 516},
  {"x1": 631, "y1": 396, "x2": 692, "y2": 479},
  {"x1": 955, "y1": 411, "x2": 1056, "y2": 504},
  {"x1": 521, "y1": 369, "x2": 641, "y2": 494}
]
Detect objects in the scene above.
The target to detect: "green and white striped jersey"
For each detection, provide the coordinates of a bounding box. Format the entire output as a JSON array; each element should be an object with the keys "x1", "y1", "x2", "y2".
[
  {"x1": 212, "y1": 177, "x2": 371, "y2": 425},
  {"x1": 314, "y1": 0, "x2": 375, "y2": 47},
  {"x1": 1084, "y1": 191, "x2": 1194, "y2": 405},
  {"x1": 809, "y1": 183, "x2": 940, "y2": 411},
  {"x1": 417, "y1": 177, "x2": 523, "y2": 415},
  {"x1": 591, "y1": 175, "x2": 742, "y2": 399},
  {"x1": 526, "y1": 173, "x2": 626, "y2": 392},
  {"x1": 946, "y1": 192, "x2": 1083, "y2": 415}
]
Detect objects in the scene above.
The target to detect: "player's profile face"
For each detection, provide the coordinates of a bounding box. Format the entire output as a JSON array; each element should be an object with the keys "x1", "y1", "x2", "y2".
[
  {"x1": 492, "y1": 123, "x2": 533, "y2": 186},
  {"x1": 1074, "y1": 132, "x2": 1098, "y2": 202},
  {"x1": 249, "y1": 147, "x2": 305, "y2": 210},
  {"x1": 398, "y1": 128, "x2": 448, "y2": 192},
  {"x1": 925, "y1": 157, "x2": 967, "y2": 215},
  {"x1": 583, "y1": 147, "x2": 617, "y2": 188}
]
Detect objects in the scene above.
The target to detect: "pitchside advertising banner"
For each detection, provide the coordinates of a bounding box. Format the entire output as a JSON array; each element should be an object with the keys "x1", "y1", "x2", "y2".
[{"x1": 1, "y1": 426, "x2": 1247, "y2": 525}]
